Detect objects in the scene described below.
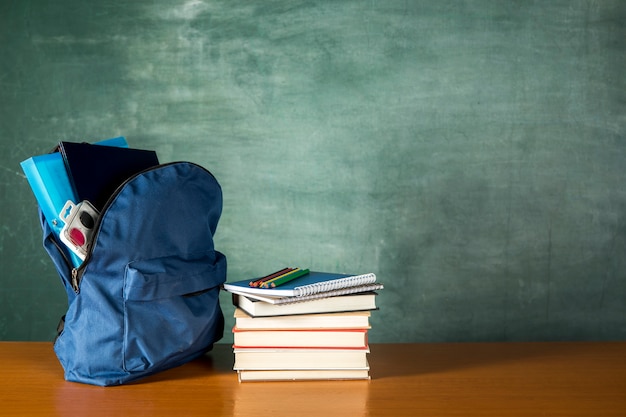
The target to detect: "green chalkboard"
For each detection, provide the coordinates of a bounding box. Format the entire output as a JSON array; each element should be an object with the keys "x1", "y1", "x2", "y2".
[{"x1": 1, "y1": 0, "x2": 625, "y2": 343}]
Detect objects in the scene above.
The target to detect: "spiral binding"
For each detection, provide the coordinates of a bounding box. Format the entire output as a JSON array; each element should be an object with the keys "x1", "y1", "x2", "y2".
[
  {"x1": 292, "y1": 273, "x2": 377, "y2": 297},
  {"x1": 275, "y1": 283, "x2": 384, "y2": 305}
]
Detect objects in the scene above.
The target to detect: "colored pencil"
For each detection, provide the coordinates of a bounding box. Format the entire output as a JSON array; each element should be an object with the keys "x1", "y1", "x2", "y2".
[
  {"x1": 249, "y1": 267, "x2": 293, "y2": 287},
  {"x1": 259, "y1": 268, "x2": 301, "y2": 288},
  {"x1": 261, "y1": 268, "x2": 310, "y2": 289},
  {"x1": 259, "y1": 268, "x2": 300, "y2": 288}
]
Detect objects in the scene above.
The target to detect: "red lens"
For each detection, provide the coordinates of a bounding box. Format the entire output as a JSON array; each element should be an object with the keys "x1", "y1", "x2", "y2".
[{"x1": 69, "y1": 228, "x2": 86, "y2": 247}]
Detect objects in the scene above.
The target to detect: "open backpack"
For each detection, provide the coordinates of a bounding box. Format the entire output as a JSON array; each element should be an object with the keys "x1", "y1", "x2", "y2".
[{"x1": 40, "y1": 161, "x2": 226, "y2": 386}]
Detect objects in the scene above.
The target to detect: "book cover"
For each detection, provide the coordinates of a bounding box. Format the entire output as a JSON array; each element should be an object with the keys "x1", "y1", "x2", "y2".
[{"x1": 223, "y1": 271, "x2": 377, "y2": 297}]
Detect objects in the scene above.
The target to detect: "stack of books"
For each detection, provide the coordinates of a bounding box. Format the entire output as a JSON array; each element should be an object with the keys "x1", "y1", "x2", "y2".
[{"x1": 223, "y1": 269, "x2": 383, "y2": 382}]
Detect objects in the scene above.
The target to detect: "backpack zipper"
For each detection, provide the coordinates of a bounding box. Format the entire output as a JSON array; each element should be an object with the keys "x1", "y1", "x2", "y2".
[{"x1": 68, "y1": 161, "x2": 216, "y2": 293}]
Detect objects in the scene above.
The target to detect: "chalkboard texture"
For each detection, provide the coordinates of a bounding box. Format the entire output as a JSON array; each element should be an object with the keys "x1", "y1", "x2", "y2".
[{"x1": 1, "y1": 0, "x2": 625, "y2": 343}]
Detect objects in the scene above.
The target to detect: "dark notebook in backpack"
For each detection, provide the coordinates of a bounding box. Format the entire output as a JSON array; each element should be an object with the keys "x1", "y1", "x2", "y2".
[{"x1": 58, "y1": 141, "x2": 159, "y2": 211}]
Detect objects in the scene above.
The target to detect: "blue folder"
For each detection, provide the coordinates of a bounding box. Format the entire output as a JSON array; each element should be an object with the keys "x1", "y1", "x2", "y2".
[{"x1": 20, "y1": 137, "x2": 128, "y2": 267}]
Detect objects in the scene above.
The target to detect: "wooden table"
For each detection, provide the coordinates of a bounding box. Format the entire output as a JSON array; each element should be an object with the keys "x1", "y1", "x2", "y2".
[{"x1": 1, "y1": 342, "x2": 624, "y2": 416}]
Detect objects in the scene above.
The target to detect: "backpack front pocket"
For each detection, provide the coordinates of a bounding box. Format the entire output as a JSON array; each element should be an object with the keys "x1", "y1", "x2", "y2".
[{"x1": 122, "y1": 250, "x2": 226, "y2": 372}]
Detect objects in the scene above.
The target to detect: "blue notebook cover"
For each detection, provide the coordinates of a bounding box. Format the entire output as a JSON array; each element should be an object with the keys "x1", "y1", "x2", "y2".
[{"x1": 223, "y1": 271, "x2": 377, "y2": 297}]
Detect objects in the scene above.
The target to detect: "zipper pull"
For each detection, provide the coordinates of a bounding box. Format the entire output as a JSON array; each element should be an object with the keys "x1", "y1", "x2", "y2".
[{"x1": 71, "y1": 268, "x2": 80, "y2": 294}]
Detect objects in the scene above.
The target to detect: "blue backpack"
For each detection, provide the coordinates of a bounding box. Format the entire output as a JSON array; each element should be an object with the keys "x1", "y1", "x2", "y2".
[{"x1": 40, "y1": 162, "x2": 226, "y2": 386}]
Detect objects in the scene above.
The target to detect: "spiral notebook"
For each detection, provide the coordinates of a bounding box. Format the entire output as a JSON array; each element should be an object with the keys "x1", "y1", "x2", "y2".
[{"x1": 223, "y1": 271, "x2": 377, "y2": 298}]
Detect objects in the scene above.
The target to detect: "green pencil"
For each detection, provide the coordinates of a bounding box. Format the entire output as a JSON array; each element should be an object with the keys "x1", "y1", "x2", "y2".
[{"x1": 260, "y1": 268, "x2": 310, "y2": 289}]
